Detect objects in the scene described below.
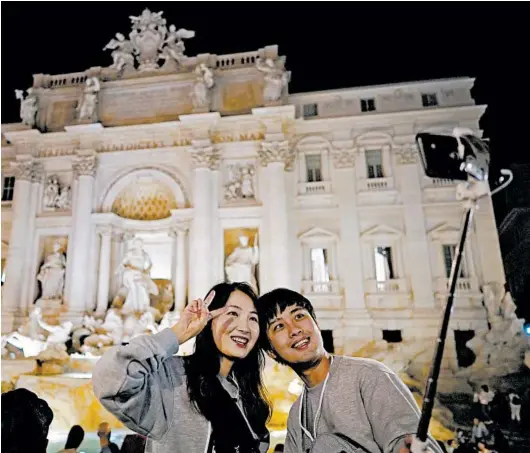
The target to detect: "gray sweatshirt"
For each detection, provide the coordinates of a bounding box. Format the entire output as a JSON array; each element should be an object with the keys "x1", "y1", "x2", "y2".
[
  {"x1": 284, "y1": 356, "x2": 444, "y2": 453},
  {"x1": 92, "y1": 328, "x2": 268, "y2": 453}
]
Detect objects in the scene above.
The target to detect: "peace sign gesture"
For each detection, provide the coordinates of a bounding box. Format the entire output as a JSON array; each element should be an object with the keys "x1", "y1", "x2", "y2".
[{"x1": 171, "y1": 291, "x2": 227, "y2": 345}]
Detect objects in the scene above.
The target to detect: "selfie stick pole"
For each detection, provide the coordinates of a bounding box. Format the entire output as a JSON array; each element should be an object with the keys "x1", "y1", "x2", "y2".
[{"x1": 410, "y1": 133, "x2": 513, "y2": 453}]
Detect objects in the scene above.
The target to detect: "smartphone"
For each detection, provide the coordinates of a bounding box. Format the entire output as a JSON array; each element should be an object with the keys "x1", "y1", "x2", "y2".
[{"x1": 416, "y1": 133, "x2": 468, "y2": 181}]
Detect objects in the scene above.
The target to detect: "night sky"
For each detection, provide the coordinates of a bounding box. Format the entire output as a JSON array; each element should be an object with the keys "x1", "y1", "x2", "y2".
[{"x1": 2, "y1": 3, "x2": 529, "y2": 169}]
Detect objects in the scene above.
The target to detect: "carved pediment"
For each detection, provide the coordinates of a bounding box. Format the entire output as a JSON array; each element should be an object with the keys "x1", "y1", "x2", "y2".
[
  {"x1": 298, "y1": 227, "x2": 338, "y2": 244},
  {"x1": 428, "y1": 223, "x2": 461, "y2": 240},
  {"x1": 360, "y1": 224, "x2": 402, "y2": 240}
]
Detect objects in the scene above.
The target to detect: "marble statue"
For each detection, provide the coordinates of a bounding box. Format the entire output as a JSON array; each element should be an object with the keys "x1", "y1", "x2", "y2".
[
  {"x1": 115, "y1": 238, "x2": 159, "y2": 314},
  {"x1": 224, "y1": 164, "x2": 256, "y2": 201},
  {"x1": 160, "y1": 25, "x2": 195, "y2": 69},
  {"x1": 103, "y1": 33, "x2": 135, "y2": 72},
  {"x1": 129, "y1": 9, "x2": 167, "y2": 71},
  {"x1": 1, "y1": 307, "x2": 47, "y2": 358},
  {"x1": 457, "y1": 284, "x2": 528, "y2": 380},
  {"x1": 37, "y1": 242, "x2": 66, "y2": 300},
  {"x1": 55, "y1": 185, "x2": 72, "y2": 210},
  {"x1": 191, "y1": 63, "x2": 215, "y2": 109},
  {"x1": 43, "y1": 175, "x2": 60, "y2": 208},
  {"x1": 225, "y1": 234, "x2": 259, "y2": 292},
  {"x1": 78, "y1": 77, "x2": 101, "y2": 121},
  {"x1": 15, "y1": 88, "x2": 38, "y2": 127},
  {"x1": 256, "y1": 57, "x2": 290, "y2": 102}
]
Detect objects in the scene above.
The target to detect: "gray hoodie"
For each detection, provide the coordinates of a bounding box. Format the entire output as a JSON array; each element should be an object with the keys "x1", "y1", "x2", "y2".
[{"x1": 92, "y1": 328, "x2": 268, "y2": 453}]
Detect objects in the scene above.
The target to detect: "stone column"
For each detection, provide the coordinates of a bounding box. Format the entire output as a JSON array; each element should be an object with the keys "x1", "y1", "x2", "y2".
[
  {"x1": 171, "y1": 223, "x2": 189, "y2": 311},
  {"x1": 258, "y1": 140, "x2": 295, "y2": 291},
  {"x1": 95, "y1": 226, "x2": 112, "y2": 314},
  {"x1": 66, "y1": 150, "x2": 98, "y2": 318},
  {"x1": 21, "y1": 163, "x2": 45, "y2": 312},
  {"x1": 188, "y1": 141, "x2": 219, "y2": 299},
  {"x1": 395, "y1": 144, "x2": 435, "y2": 308},
  {"x1": 331, "y1": 143, "x2": 373, "y2": 350},
  {"x1": 1, "y1": 156, "x2": 35, "y2": 332}
]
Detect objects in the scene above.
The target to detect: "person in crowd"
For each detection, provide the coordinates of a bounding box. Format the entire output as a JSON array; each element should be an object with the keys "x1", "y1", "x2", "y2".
[
  {"x1": 96, "y1": 422, "x2": 120, "y2": 453},
  {"x1": 256, "y1": 288, "x2": 443, "y2": 453},
  {"x1": 1, "y1": 388, "x2": 54, "y2": 453},
  {"x1": 57, "y1": 424, "x2": 85, "y2": 453},
  {"x1": 473, "y1": 385, "x2": 495, "y2": 420},
  {"x1": 446, "y1": 438, "x2": 457, "y2": 453},
  {"x1": 471, "y1": 418, "x2": 489, "y2": 444},
  {"x1": 507, "y1": 389, "x2": 522, "y2": 424},
  {"x1": 93, "y1": 282, "x2": 271, "y2": 453},
  {"x1": 120, "y1": 434, "x2": 147, "y2": 453}
]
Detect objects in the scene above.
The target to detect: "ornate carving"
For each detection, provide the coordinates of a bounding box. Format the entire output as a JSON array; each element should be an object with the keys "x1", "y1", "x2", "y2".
[
  {"x1": 259, "y1": 140, "x2": 295, "y2": 171},
  {"x1": 15, "y1": 88, "x2": 38, "y2": 127},
  {"x1": 77, "y1": 77, "x2": 101, "y2": 122},
  {"x1": 104, "y1": 9, "x2": 195, "y2": 73},
  {"x1": 72, "y1": 152, "x2": 98, "y2": 178},
  {"x1": 189, "y1": 145, "x2": 220, "y2": 170},
  {"x1": 224, "y1": 164, "x2": 256, "y2": 201},
  {"x1": 191, "y1": 64, "x2": 215, "y2": 110},
  {"x1": 12, "y1": 159, "x2": 34, "y2": 181},
  {"x1": 395, "y1": 144, "x2": 418, "y2": 165},
  {"x1": 331, "y1": 145, "x2": 355, "y2": 169},
  {"x1": 31, "y1": 163, "x2": 46, "y2": 184},
  {"x1": 43, "y1": 175, "x2": 72, "y2": 210}
]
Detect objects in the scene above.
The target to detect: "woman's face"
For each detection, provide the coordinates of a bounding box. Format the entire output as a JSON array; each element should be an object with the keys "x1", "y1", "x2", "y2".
[{"x1": 211, "y1": 290, "x2": 260, "y2": 360}]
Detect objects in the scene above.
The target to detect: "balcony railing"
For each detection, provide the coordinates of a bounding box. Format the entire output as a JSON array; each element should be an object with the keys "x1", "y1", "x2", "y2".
[
  {"x1": 358, "y1": 177, "x2": 395, "y2": 192},
  {"x1": 365, "y1": 278, "x2": 407, "y2": 294},
  {"x1": 302, "y1": 280, "x2": 340, "y2": 294},
  {"x1": 434, "y1": 277, "x2": 478, "y2": 294},
  {"x1": 298, "y1": 181, "x2": 332, "y2": 195}
]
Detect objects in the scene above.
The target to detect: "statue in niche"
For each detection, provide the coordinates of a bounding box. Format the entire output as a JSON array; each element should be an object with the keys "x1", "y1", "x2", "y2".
[
  {"x1": 115, "y1": 238, "x2": 159, "y2": 314},
  {"x1": 37, "y1": 241, "x2": 66, "y2": 300},
  {"x1": 224, "y1": 164, "x2": 255, "y2": 201},
  {"x1": 15, "y1": 88, "x2": 38, "y2": 127},
  {"x1": 191, "y1": 63, "x2": 215, "y2": 109},
  {"x1": 77, "y1": 77, "x2": 101, "y2": 121},
  {"x1": 160, "y1": 25, "x2": 195, "y2": 69},
  {"x1": 225, "y1": 234, "x2": 259, "y2": 293},
  {"x1": 103, "y1": 33, "x2": 135, "y2": 72},
  {"x1": 55, "y1": 185, "x2": 72, "y2": 210},
  {"x1": 256, "y1": 57, "x2": 290, "y2": 102}
]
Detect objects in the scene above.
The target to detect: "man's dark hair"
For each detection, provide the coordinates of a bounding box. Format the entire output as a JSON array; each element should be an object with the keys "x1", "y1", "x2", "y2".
[
  {"x1": 1, "y1": 388, "x2": 54, "y2": 453},
  {"x1": 256, "y1": 288, "x2": 317, "y2": 353},
  {"x1": 64, "y1": 424, "x2": 84, "y2": 449}
]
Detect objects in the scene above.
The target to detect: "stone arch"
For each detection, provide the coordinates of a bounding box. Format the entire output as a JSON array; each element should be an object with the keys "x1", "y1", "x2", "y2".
[
  {"x1": 354, "y1": 130, "x2": 394, "y2": 147},
  {"x1": 99, "y1": 166, "x2": 190, "y2": 220},
  {"x1": 293, "y1": 134, "x2": 333, "y2": 152}
]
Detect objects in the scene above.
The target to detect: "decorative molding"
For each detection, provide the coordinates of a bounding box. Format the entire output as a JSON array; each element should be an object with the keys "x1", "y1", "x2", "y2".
[
  {"x1": 72, "y1": 151, "x2": 98, "y2": 178},
  {"x1": 188, "y1": 143, "x2": 221, "y2": 170},
  {"x1": 31, "y1": 163, "x2": 46, "y2": 184},
  {"x1": 395, "y1": 144, "x2": 418, "y2": 165},
  {"x1": 258, "y1": 140, "x2": 295, "y2": 171},
  {"x1": 11, "y1": 157, "x2": 34, "y2": 181}
]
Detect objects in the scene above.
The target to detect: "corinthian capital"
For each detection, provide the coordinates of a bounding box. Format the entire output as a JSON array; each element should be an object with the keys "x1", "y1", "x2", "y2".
[
  {"x1": 11, "y1": 156, "x2": 34, "y2": 181},
  {"x1": 258, "y1": 140, "x2": 295, "y2": 171},
  {"x1": 72, "y1": 151, "x2": 98, "y2": 178},
  {"x1": 31, "y1": 162, "x2": 46, "y2": 183},
  {"x1": 188, "y1": 141, "x2": 221, "y2": 171}
]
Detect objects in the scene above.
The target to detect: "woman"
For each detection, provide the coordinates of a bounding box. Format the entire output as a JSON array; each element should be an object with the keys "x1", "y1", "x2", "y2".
[
  {"x1": 93, "y1": 282, "x2": 271, "y2": 453},
  {"x1": 57, "y1": 425, "x2": 84, "y2": 453}
]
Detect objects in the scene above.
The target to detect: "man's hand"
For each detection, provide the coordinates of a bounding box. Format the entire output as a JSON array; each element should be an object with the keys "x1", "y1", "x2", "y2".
[{"x1": 171, "y1": 291, "x2": 228, "y2": 344}]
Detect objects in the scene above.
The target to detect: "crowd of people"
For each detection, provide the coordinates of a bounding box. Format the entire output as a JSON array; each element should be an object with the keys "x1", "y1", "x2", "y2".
[
  {"x1": 1, "y1": 282, "x2": 526, "y2": 453},
  {"x1": 442, "y1": 383, "x2": 526, "y2": 453}
]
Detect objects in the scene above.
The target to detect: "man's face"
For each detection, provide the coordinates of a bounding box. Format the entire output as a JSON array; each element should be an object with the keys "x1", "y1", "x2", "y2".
[{"x1": 266, "y1": 304, "x2": 326, "y2": 366}]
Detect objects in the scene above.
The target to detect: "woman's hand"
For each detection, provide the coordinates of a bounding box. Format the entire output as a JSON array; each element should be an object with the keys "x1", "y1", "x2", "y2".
[{"x1": 171, "y1": 291, "x2": 227, "y2": 344}]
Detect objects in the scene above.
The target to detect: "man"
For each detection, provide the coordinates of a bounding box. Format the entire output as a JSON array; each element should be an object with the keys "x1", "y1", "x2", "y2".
[
  {"x1": 1, "y1": 388, "x2": 54, "y2": 453},
  {"x1": 256, "y1": 288, "x2": 443, "y2": 453},
  {"x1": 97, "y1": 422, "x2": 120, "y2": 453}
]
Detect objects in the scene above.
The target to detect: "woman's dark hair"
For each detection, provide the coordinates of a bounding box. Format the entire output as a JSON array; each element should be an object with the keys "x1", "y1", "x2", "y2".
[
  {"x1": 120, "y1": 434, "x2": 146, "y2": 453},
  {"x1": 184, "y1": 282, "x2": 271, "y2": 432},
  {"x1": 64, "y1": 424, "x2": 84, "y2": 449}
]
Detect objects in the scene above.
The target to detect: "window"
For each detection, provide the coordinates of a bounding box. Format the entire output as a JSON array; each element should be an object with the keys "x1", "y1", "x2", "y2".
[
  {"x1": 303, "y1": 103, "x2": 318, "y2": 118},
  {"x1": 383, "y1": 330, "x2": 402, "y2": 343},
  {"x1": 442, "y1": 244, "x2": 467, "y2": 278},
  {"x1": 421, "y1": 93, "x2": 438, "y2": 107},
  {"x1": 310, "y1": 247, "x2": 330, "y2": 292},
  {"x1": 365, "y1": 149, "x2": 384, "y2": 178},
  {"x1": 361, "y1": 98, "x2": 376, "y2": 112},
  {"x1": 374, "y1": 246, "x2": 395, "y2": 281},
  {"x1": 305, "y1": 154, "x2": 322, "y2": 182},
  {"x1": 2, "y1": 176, "x2": 15, "y2": 202}
]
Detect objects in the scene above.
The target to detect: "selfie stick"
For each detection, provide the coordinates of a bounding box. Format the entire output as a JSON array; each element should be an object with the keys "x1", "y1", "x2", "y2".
[{"x1": 410, "y1": 129, "x2": 513, "y2": 453}]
